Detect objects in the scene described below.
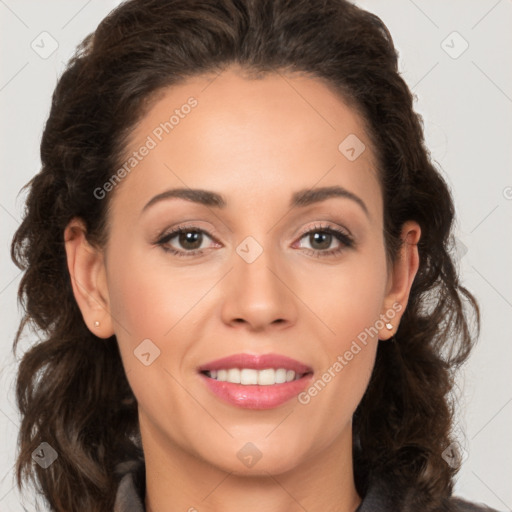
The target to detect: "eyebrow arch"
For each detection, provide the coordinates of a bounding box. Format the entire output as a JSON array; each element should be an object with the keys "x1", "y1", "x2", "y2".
[
  {"x1": 291, "y1": 186, "x2": 369, "y2": 217},
  {"x1": 142, "y1": 188, "x2": 226, "y2": 214},
  {"x1": 141, "y1": 185, "x2": 369, "y2": 217}
]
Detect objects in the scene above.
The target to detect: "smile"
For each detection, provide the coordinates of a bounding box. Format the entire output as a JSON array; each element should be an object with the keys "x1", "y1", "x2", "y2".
[
  {"x1": 198, "y1": 353, "x2": 314, "y2": 409},
  {"x1": 203, "y1": 368, "x2": 306, "y2": 385}
]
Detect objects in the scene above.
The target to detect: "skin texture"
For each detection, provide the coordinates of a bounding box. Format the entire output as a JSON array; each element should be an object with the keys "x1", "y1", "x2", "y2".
[{"x1": 64, "y1": 66, "x2": 420, "y2": 512}]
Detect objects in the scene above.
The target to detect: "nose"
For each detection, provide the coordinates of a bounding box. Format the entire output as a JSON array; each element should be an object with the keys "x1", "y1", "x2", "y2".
[{"x1": 220, "y1": 244, "x2": 298, "y2": 332}]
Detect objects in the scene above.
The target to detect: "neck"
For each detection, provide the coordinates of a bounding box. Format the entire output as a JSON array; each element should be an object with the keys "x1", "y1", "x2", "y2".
[{"x1": 142, "y1": 416, "x2": 361, "y2": 512}]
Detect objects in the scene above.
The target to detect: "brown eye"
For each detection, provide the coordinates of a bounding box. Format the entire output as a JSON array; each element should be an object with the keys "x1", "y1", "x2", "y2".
[
  {"x1": 156, "y1": 226, "x2": 216, "y2": 256},
  {"x1": 307, "y1": 232, "x2": 334, "y2": 250},
  {"x1": 176, "y1": 230, "x2": 203, "y2": 250},
  {"x1": 296, "y1": 225, "x2": 354, "y2": 258}
]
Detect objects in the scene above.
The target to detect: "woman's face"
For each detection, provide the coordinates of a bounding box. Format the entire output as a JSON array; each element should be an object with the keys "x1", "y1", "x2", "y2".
[{"x1": 68, "y1": 66, "x2": 419, "y2": 477}]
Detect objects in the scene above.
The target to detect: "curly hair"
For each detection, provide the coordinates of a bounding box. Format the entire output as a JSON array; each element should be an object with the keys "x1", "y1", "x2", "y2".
[{"x1": 11, "y1": 0, "x2": 480, "y2": 510}]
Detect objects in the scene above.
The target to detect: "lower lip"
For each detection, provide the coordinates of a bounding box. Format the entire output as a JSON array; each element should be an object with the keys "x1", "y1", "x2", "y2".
[{"x1": 199, "y1": 372, "x2": 314, "y2": 409}]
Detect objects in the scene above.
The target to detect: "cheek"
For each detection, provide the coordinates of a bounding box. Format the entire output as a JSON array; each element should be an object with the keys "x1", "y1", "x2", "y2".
[
  {"x1": 299, "y1": 251, "x2": 388, "y2": 344},
  {"x1": 296, "y1": 248, "x2": 387, "y2": 411},
  {"x1": 106, "y1": 242, "x2": 207, "y2": 337},
  {"x1": 106, "y1": 254, "x2": 160, "y2": 336},
  {"x1": 297, "y1": 261, "x2": 386, "y2": 437},
  {"x1": 104, "y1": 242, "x2": 221, "y2": 394},
  {"x1": 104, "y1": 247, "x2": 194, "y2": 420}
]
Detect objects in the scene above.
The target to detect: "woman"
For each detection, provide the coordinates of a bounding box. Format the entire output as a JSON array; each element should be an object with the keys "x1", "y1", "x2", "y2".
[{"x1": 11, "y1": 0, "x2": 499, "y2": 511}]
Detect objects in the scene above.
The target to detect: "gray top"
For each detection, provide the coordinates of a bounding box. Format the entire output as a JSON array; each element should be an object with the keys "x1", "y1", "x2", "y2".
[{"x1": 113, "y1": 458, "x2": 501, "y2": 512}]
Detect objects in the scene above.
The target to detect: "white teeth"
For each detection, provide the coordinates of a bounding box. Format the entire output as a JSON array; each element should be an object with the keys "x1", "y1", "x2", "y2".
[
  {"x1": 257, "y1": 368, "x2": 275, "y2": 385},
  {"x1": 275, "y1": 368, "x2": 287, "y2": 383},
  {"x1": 240, "y1": 368, "x2": 258, "y2": 385},
  {"x1": 206, "y1": 368, "x2": 302, "y2": 385},
  {"x1": 227, "y1": 368, "x2": 240, "y2": 383}
]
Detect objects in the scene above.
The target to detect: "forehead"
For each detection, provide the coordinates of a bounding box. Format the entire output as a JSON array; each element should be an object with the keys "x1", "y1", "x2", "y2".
[{"x1": 112, "y1": 66, "x2": 382, "y2": 223}]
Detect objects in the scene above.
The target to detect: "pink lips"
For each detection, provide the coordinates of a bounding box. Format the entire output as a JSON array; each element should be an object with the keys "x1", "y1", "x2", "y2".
[{"x1": 198, "y1": 353, "x2": 314, "y2": 410}]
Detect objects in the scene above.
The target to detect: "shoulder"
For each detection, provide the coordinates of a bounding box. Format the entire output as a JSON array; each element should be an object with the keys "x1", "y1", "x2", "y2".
[
  {"x1": 448, "y1": 496, "x2": 502, "y2": 512},
  {"x1": 357, "y1": 476, "x2": 502, "y2": 512},
  {"x1": 114, "y1": 458, "x2": 146, "y2": 512}
]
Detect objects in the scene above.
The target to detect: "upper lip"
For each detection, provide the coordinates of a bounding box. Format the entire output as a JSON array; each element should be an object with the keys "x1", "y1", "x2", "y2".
[{"x1": 198, "y1": 353, "x2": 313, "y2": 375}]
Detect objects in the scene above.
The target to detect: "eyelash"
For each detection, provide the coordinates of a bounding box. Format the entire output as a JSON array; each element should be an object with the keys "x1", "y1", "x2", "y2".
[{"x1": 155, "y1": 223, "x2": 354, "y2": 258}]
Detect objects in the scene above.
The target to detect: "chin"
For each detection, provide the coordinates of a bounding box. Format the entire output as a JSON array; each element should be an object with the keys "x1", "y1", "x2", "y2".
[{"x1": 198, "y1": 439, "x2": 308, "y2": 477}]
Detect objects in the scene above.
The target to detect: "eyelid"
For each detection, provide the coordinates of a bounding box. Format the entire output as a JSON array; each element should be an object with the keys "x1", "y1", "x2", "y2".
[
  {"x1": 156, "y1": 223, "x2": 219, "y2": 246},
  {"x1": 295, "y1": 222, "x2": 352, "y2": 240}
]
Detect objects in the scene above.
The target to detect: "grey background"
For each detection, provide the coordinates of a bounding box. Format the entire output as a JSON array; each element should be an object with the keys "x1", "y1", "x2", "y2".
[{"x1": 1, "y1": 1, "x2": 511, "y2": 510}]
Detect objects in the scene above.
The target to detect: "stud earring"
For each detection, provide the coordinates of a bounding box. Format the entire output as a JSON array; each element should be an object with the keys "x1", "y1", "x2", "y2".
[
  {"x1": 385, "y1": 322, "x2": 393, "y2": 330},
  {"x1": 94, "y1": 321, "x2": 100, "y2": 327}
]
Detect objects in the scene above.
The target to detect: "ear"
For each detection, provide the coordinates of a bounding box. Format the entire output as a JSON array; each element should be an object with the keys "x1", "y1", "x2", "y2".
[
  {"x1": 64, "y1": 218, "x2": 114, "y2": 338},
  {"x1": 378, "y1": 220, "x2": 421, "y2": 340}
]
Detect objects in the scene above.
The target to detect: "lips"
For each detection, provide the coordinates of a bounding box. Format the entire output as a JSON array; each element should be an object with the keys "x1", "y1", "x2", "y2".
[{"x1": 197, "y1": 353, "x2": 314, "y2": 409}]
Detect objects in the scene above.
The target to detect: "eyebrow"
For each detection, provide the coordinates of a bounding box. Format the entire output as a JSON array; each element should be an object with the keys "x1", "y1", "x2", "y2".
[{"x1": 141, "y1": 185, "x2": 369, "y2": 217}]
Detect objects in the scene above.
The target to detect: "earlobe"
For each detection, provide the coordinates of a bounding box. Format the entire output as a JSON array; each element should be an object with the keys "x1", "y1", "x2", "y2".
[
  {"x1": 64, "y1": 218, "x2": 114, "y2": 339},
  {"x1": 379, "y1": 220, "x2": 421, "y2": 340}
]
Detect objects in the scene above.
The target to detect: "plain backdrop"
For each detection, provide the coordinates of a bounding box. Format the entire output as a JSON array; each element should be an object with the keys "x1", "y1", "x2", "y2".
[{"x1": 1, "y1": 1, "x2": 511, "y2": 510}]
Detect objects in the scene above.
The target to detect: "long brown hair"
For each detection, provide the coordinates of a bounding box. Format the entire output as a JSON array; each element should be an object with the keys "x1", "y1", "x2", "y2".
[{"x1": 11, "y1": 0, "x2": 480, "y2": 510}]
